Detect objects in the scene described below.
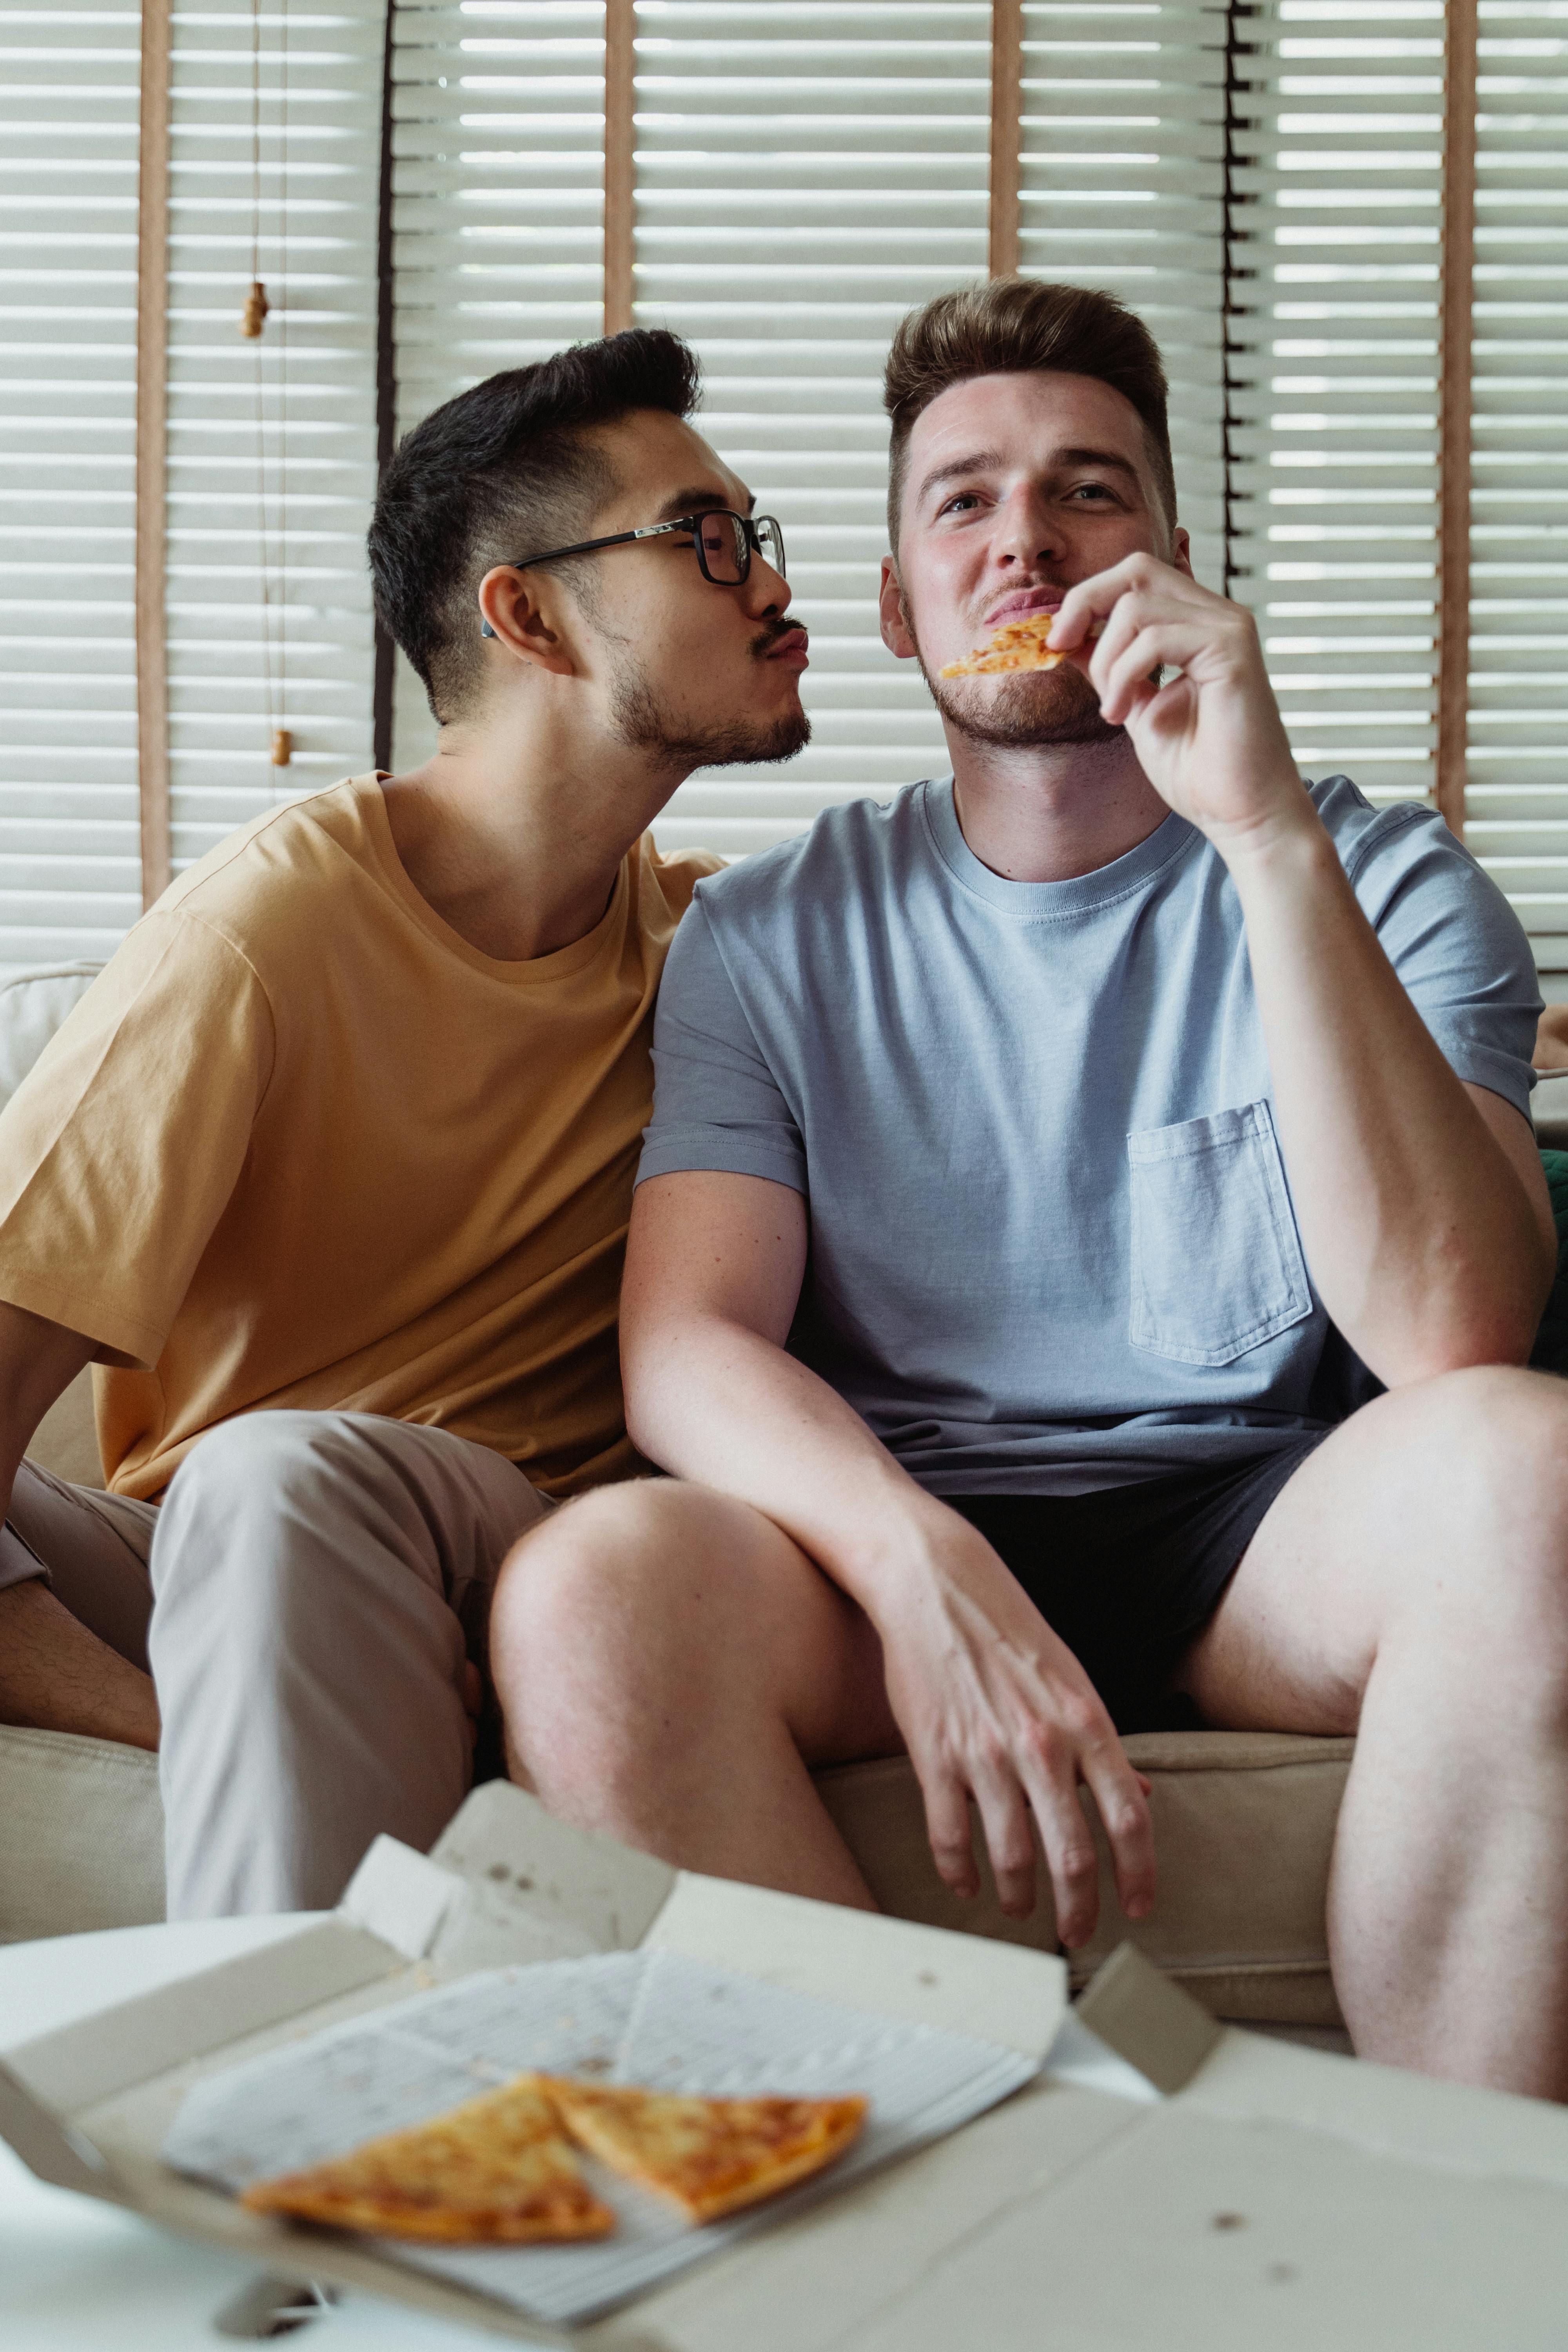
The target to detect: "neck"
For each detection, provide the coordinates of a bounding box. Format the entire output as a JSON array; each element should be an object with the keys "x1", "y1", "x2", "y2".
[
  {"x1": 379, "y1": 702, "x2": 686, "y2": 963},
  {"x1": 946, "y1": 728, "x2": 1171, "y2": 884}
]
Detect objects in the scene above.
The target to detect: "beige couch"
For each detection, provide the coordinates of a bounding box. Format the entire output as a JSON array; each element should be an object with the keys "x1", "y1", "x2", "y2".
[{"x1": 0, "y1": 961, "x2": 1357, "y2": 2028}]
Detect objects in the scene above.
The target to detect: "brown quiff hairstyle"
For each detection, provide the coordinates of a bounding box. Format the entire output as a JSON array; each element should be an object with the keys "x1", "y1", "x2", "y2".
[{"x1": 883, "y1": 279, "x2": 1176, "y2": 548}]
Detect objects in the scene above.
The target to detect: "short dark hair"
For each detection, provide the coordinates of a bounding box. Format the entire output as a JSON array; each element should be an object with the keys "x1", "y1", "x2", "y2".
[
  {"x1": 883, "y1": 279, "x2": 1176, "y2": 548},
  {"x1": 369, "y1": 328, "x2": 702, "y2": 722}
]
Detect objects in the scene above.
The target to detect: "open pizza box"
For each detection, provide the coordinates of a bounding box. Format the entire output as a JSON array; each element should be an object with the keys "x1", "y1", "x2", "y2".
[{"x1": 5, "y1": 1780, "x2": 1568, "y2": 2349}]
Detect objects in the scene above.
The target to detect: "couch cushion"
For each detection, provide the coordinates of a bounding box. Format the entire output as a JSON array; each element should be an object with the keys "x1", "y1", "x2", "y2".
[
  {"x1": 0, "y1": 962, "x2": 102, "y2": 1114},
  {"x1": 818, "y1": 1730, "x2": 1352, "y2": 2030},
  {"x1": 0, "y1": 1722, "x2": 1350, "y2": 2031},
  {"x1": 0, "y1": 1724, "x2": 163, "y2": 1943}
]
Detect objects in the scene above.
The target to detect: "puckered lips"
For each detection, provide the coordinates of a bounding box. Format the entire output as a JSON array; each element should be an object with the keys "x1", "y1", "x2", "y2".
[{"x1": 761, "y1": 624, "x2": 810, "y2": 671}]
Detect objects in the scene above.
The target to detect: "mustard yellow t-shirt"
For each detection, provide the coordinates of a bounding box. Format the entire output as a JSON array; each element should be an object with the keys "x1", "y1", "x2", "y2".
[{"x1": 0, "y1": 777, "x2": 718, "y2": 1500}]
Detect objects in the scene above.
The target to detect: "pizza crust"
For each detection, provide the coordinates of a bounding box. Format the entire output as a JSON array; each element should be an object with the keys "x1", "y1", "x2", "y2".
[
  {"x1": 238, "y1": 2074, "x2": 615, "y2": 2245},
  {"x1": 539, "y1": 2077, "x2": 869, "y2": 2225},
  {"x1": 940, "y1": 608, "x2": 1065, "y2": 677}
]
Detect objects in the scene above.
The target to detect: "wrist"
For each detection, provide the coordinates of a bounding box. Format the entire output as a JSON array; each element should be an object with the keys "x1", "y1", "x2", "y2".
[
  {"x1": 1208, "y1": 788, "x2": 1333, "y2": 891},
  {"x1": 832, "y1": 1485, "x2": 971, "y2": 1617}
]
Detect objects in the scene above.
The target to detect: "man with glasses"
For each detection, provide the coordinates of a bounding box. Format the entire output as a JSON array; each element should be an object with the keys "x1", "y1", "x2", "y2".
[{"x1": 0, "y1": 327, "x2": 804, "y2": 1915}]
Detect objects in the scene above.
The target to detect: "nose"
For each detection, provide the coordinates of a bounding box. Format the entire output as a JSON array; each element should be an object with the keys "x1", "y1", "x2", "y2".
[
  {"x1": 992, "y1": 483, "x2": 1064, "y2": 569},
  {"x1": 743, "y1": 554, "x2": 790, "y2": 619}
]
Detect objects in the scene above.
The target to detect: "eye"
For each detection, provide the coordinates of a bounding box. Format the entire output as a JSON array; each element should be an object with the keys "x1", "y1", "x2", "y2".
[
  {"x1": 938, "y1": 492, "x2": 984, "y2": 517},
  {"x1": 1067, "y1": 481, "x2": 1119, "y2": 503}
]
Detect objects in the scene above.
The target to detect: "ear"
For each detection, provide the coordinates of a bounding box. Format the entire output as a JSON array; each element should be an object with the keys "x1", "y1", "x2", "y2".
[
  {"x1": 1170, "y1": 526, "x2": 1194, "y2": 581},
  {"x1": 477, "y1": 566, "x2": 579, "y2": 678},
  {"x1": 879, "y1": 557, "x2": 918, "y2": 661}
]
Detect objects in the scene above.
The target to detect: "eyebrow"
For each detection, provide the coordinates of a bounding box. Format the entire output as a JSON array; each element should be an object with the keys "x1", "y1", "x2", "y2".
[
  {"x1": 650, "y1": 485, "x2": 756, "y2": 522},
  {"x1": 916, "y1": 443, "x2": 1142, "y2": 506}
]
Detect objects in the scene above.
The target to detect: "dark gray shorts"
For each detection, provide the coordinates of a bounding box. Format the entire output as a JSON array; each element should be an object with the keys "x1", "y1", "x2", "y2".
[{"x1": 942, "y1": 1435, "x2": 1328, "y2": 1733}]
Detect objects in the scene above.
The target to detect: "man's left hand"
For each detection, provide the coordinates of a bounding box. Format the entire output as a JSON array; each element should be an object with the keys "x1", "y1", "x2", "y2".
[{"x1": 1048, "y1": 555, "x2": 1307, "y2": 862}]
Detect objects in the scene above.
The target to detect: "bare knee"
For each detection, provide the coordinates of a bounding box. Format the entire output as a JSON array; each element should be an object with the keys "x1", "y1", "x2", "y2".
[
  {"x1": 495, "y1": 1483, "x2": 702, "y2": 1672},
  {"x1": 491, "y1": 1485, "x2": 745, "y2": 1786},
  {"x1": 490, "y1": 1479, "x2": 843, "y2": 1827},
  {"x1": 1383, "y1": 1367, "x2": 1568, "y2": 1695}
]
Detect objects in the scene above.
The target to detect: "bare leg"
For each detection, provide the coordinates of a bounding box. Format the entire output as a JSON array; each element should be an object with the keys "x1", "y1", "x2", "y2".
[
  {"x1": 490, "y1": 1481, "x2": 903, "y2": 1908},
  {"x1": 1176, "y1": 1364, "x2": 1568, "y2": 2098},
  {"x1": 0, "y1": 1580, "x2": 159, "y2": 1749}
]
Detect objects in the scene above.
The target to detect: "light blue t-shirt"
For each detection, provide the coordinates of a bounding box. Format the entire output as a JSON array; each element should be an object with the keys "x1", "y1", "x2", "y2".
[{"x1": 636, "y1": 777, "x2": 1541, "y2": 1495}]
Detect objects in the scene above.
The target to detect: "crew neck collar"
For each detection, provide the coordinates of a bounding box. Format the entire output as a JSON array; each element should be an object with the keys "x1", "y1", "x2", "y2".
[{"x1": 920, "y1": 775, "x2": 1200, "y2": 920}]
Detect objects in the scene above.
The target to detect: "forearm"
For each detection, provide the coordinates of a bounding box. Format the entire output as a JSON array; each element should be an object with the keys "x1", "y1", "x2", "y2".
[
  {"x1": 1227, "y1": 816, "x2": 1553, "y2": 1380},
  {"x1": 624, "y1": 1312, "x2": 951, "y2": 1612}
]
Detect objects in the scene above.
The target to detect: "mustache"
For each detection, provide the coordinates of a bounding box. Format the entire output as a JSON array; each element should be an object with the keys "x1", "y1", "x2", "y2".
[{"x1": 750, "y1": 617, "x2": 807, "y2": 657}]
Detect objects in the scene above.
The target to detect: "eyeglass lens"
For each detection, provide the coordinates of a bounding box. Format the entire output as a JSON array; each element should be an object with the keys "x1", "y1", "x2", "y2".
[{"x1": 693, "y1": 513, "x2": 786, "y2": 584}]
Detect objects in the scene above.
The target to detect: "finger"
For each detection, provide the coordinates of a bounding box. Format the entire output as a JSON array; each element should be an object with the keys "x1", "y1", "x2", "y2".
[
  {"x1": 1051, "y1": 554, "x2": 1199, "y2": 651},
  {"x1": 1079, "y1": 592, "x2": 1148, "y2": 691},
  {"x1": 1096, "y1": 628, "x2": 1196, "y2": 724},
  {"x1": 920, "y1": 1762, "x2": 980, "y2": 1900},
  {"x1": 1017, "y1": 1748, "x2": 1104, "y2": 1949},
  {"x1": 968, "y1": 1760, "x2": 1039, "y2": 1920},
  {"x1": 1047, "y1": 555, "x2": 1147, "y2": 650},
  {"x1": 1080, "y1": 1743, "x2": 1158, "y2": 1922}
]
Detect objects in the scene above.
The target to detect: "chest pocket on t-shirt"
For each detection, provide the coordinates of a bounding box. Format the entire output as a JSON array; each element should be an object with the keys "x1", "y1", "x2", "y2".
[{"x1": 1127, "y1": 1100, "x2": 1312, "y2": 1366}]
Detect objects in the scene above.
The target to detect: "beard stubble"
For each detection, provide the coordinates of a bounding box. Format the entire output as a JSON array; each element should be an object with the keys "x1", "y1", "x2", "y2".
[
  {"x1": 924, "y1": 656, "x2": 1123, "y2": 750},
  {"x1": 609, "y1": 626, "x2": 811, "y2": 769}
]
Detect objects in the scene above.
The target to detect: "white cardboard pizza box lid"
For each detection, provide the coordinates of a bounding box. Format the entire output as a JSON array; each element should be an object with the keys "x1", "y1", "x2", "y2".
[{"x1": 3, "y1": 1780, "x2": 1568, "y2": 2349}]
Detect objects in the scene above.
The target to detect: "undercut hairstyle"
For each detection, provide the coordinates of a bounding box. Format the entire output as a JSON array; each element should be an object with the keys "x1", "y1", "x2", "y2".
[
  {"x1": 368, "y1": 328, "x2": 702, "y2": 722},
  {"x1": 883, "y1": 279, "x2": 1176, "y2": 549}
]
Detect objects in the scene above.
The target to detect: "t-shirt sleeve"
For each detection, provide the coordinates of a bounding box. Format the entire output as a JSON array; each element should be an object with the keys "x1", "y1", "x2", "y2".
[
  {"x1": 635, "y1": 891, "x2": 807, "y2": 1195},
  {"x1": 0, "y1": 912, "x2": 275, "y2": 1365},
  {"x1": 1341, "y1": 794, "x2": 1541, "y2": 1119}
]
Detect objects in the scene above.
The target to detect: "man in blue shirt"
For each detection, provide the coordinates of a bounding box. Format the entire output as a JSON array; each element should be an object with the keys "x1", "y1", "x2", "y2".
[{"x1": 491, "y1": 280, "x2": 1566, "y2": 2098}]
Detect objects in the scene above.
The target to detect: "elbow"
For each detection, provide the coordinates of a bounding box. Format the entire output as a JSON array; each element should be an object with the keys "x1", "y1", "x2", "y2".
[
  {"x1": 617, "y1": 1324, "x2": 658, "y2": 1461},
  {"x1": 1375, "y1": 1292, "x2": 1546, "y2": 1389},
  {"x1": 622, "y1": 1378, "x2": 657, "y2": 1464},
  {"x1": 618, "y1": 1307, "x2": 702, "y2": 1466}
]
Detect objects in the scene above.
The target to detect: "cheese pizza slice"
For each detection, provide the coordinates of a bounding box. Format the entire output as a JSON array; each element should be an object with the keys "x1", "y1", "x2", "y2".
[
  {"x1": 239, "y1": 2073, "x2": 615, "y2": 2245},
  {"x1": 939, "y1": 607, "x2": 1065, "y2": 677},
  {"x1": 540, "y1": 2077, "x2": 868, "y2": 2226}
]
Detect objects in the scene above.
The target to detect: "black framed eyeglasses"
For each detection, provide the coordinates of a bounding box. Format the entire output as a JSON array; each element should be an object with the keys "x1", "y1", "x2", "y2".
[{"x1": 511, "y1": 509, "x2": 786, "y2": 588}]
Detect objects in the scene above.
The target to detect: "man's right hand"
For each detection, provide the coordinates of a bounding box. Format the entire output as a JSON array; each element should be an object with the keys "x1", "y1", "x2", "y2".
[{"x1": 871, "y1": 1506, "x2": 1156, "y2": 1942}]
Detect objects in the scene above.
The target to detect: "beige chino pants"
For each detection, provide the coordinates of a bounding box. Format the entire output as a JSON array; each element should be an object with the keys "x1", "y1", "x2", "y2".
[{"x1": 0, "y1": 1412, "x2": 550, "y2": 1918}]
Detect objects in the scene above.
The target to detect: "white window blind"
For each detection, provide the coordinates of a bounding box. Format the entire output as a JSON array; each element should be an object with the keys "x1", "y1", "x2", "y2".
[
  {"x1": 1227, "y1": 0, "x2": 1446, "y2": 810},
  {"x1": 1469, "y1": 0, "x2": 1568, "y2": 975},
  {"x1": 0, "y1": 3, "x2": 145, "y2": 963},
  {"x1": 389, "y1": 0, "x2": 607, "y2": 767},
  {"x1": 166, "y1": 0, "x2": 381, "y2": 872},
  {"x1": 633, "y1": 2, "x2": 985, "y2": 855},
  {"x1": 16, "y1": 2, "x2": 1568, "y2": 987},
  {"x1": 1020, "y1": 0, "x2": 1229, "y2": 592}
]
